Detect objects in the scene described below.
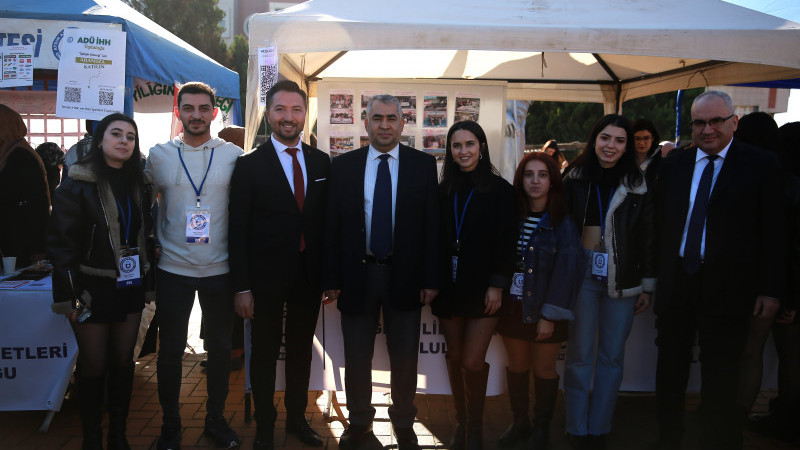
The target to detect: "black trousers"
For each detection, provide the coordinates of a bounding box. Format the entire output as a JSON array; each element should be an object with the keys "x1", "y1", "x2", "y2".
[
  {"x1": 340, "y1": 263, "x2": 422, "y2": 428},
  {"x1": 250, "y1": 254, "x2": 321, "y2": 427},
  {"x1": 655, "y1": 260, "x2": 748, "y2": 449}
]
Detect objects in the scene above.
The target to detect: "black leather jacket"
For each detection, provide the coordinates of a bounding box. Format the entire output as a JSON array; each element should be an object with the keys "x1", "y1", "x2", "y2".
[
  {"x1": 564, "y1": 168, "x2": 656, "y2": 297},
  {"x1": 47, "y1": 162, "x2": 154, "y2": 309}
]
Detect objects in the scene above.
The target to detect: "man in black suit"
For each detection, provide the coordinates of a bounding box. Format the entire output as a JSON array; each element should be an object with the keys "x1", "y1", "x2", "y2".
[
  {"x1": 323, "y1": 95, "x2": 439, "y2": 450},
  {"x1": 654, "y1": 90, "x2": 786, "y2": 449},
  {"x1": 228, "y1": 80, "x2": 330, "y2": 450}
]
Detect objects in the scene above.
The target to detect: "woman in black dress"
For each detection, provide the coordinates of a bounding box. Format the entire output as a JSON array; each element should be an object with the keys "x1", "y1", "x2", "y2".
[
  {"x1": 497, "y1": 152, "x2": 585, "y2": 449},
  {"x1": 48, "y1": 113, "x2": 154, "y2": 450},
  {"x1": 432, "y1": 120, "x2": 517, "y2": 450}
]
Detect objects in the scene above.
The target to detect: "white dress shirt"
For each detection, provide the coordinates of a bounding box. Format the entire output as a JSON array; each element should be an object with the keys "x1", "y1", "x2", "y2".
[
  {"x1": 364, "y1": 145, "x2": 399, "y2": 254},
  {"x1": 679, "y1": 139, "x2": 732, "y2": 258},
  {"x1": 271, "y1": 135, "x2": 307, "y2": 194}
]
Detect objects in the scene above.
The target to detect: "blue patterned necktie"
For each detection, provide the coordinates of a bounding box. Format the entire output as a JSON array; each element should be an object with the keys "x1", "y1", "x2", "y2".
[
  {"x1": 683, "y1": 154, "x2": 719, "y2": 274},
  {"x1": 370, "y1": 154, "x2": 392, "y2": 258}
]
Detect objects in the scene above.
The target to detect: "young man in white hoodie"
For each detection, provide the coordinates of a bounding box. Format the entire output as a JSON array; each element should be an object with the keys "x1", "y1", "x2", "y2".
[{"x1": 145, "y1": 82, "x2": 243, "y2": 450}]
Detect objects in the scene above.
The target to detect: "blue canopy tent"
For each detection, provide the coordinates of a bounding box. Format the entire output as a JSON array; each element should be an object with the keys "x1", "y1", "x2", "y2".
[{"x1": 0, "y1": 0, "x2": 241, "y2": 124}]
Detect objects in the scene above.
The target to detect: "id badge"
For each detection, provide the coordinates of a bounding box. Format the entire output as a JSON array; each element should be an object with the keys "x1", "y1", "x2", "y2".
[
  {"x1": 452, "y1": 256, "x2": 458, "y2": 283},
  {"x1": 186, "y1": 206, "x2": 211, "y2": 244},
  {"x1": 117, "y1": 247, "x2": 142, "y2": 288},
  {"x1": 510, "y1": 272, "x2": 524, "y2": 302},
  {"x1": 591, "y1": 251, "x2": 609, "y2": 282}
]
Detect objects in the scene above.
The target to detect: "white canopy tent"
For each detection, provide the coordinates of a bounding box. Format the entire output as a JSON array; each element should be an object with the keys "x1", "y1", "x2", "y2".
[{"x1": 245, "y1": 0, "x2": 800, "y2": 150}]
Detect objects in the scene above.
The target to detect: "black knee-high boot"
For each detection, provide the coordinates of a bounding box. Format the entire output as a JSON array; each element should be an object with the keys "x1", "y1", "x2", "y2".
[
  {"x1": 107, "y1": 363, "x2": 135, "y2": 450},
  {"x1": 446, "y1": 356, "x2": 467, "y2": 450},
  {"x1": 77, "y1": 374, "x2": 105, "y2": 450},
  {"x1": 527, "y1": 376, "x2": 559, "y2": 450},
  {"x1": 463, "y1": 363, "x2": 490, "y2": 450},
  {"x1": 499, "y1": 368, "x2": 532, "y2": 446}
]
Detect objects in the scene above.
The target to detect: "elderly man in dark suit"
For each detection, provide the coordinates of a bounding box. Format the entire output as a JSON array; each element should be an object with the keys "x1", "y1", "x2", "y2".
[
  {"x1": 323, "y1": 94, "x2": 439, "y2": 450},
  {"x1": 654, "y1": 90, "x2": 787, "y2": 450},
  {"x1": 228, "y1": 80, "x2": 330, "y2": 450}
]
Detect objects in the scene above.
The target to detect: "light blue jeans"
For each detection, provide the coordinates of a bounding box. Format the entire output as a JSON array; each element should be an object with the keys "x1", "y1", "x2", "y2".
[{"x1": 564, "y1": 250, "x2": 636, "y2": 436}]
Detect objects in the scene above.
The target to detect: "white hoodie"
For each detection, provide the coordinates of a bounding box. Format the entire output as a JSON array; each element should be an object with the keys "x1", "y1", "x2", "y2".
[{"x1": 145, "y1": 136, "x2": 243, "y2": 278}]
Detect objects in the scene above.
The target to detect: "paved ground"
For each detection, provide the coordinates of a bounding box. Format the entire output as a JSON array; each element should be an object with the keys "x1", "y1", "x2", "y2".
[{"x1": 1, "y1": 300, "x2": 797, "y2": 449}]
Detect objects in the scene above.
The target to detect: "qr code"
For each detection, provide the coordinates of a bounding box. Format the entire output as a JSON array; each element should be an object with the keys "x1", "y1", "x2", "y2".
[
  {"x1": 259, "y1": 64, "x2": 277, "y2": 104},
  {"x1": 98, "y1": 91, "x2": 114, "y2": 106},
  {"x1": 64, "y1": 87, "x2": 81, "y2": 103}
]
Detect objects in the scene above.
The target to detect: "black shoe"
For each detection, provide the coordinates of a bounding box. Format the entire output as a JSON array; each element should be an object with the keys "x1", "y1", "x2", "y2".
[
  {"x1": 499, "y1": 418, "x2": 531, "y2": 447},
  {"x1": 204, "y1": 416, "x2": 241, "y2": 449},
  {"x1": 339, "y1": 424, "x2": 373, "y2": 450},
  {"x1": 286, "y1": 415, "x2": 323, "y2": 447},
  {"x1": 157, "y1": 420, "x2": 182, "y2": 450},
  {"x1": 253, "y1": 427, "x2": 274, "y2": 450},
  {"x1": 394, "y1": 427, "x2": 420, "y2": 450}
]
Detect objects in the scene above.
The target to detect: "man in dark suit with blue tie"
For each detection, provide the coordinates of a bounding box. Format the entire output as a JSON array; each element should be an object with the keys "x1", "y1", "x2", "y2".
[
  {"x1": 323, "y1": 94, "x2": 439, "y2": 450},
  {"x1": 228, "y1": 80, "x2": 330, "y2": 450},
  {"x1": 654, "y1": 90, "x2": 786, "y2": 449}
]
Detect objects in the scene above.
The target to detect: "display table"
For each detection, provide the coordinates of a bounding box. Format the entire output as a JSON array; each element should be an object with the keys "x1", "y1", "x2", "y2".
[{"x1": 0, "y1": 275, "x2": 77, "y2": 430}]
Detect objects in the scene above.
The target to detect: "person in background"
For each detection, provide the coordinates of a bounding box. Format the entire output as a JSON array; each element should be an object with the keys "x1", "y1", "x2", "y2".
[
  {"x1": 432, "y1": 120, "x2": 516, "y2": 450},
  {"x1": 35, "y1": 142, "x2": 66, "y2": 201},
  {"x1": 631, "y1": 118, "x2": 662, "y2": 187},
  {"x1": 541, "y1": 139, "x2": 568, "y2": 172},
  {"x1": 64, "y1": 119, "x2": 96, "y2": 177},
  {"x1": 48, "y1": 112, "x2": 155, "y2": 450},
  {"x1": 731, "y1": 112, "x2": 783, "y2": 422},
  {"x1": 747, "y1": 121, "x2": 800, "y2": 442},
  {"x1": 562, "y1": 114, "x2": 655, "y2": 450},
  {"x1": 0, "y1": 104, "x2": 50, "y2": 267},
  {"x1": 497, "y1": 152, "x2": 586, "y2": 450}
]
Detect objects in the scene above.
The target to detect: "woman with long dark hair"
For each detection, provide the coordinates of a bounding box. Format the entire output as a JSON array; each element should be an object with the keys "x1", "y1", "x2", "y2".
[
  {"x1": 562, "y1": 114, "x2": 655, "y2": 449},
  {"x1": 48, "y1": 113, "x2": 154, "y2": 450},
  {"x1": 541, "y1": 139, "x2": 568, "y2": 172},
  {"x1": 496, "y1": 152, "x2": 586, "y2": 449},
  {"x1": 432, "y1": 120, "x2": 517, "y2": 450}
]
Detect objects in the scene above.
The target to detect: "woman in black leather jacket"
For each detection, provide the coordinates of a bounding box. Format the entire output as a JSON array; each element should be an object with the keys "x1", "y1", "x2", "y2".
[
  {"x1": 47, "y1": 113, "x2": 154, "y2": 450},
  {"x1": 561, "y1": 114, "x2": 655, "y2": 449}
]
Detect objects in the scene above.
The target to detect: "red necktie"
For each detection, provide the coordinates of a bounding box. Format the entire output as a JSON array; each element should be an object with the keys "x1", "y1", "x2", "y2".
[{"x1": 286, "y1": 148, "x2": 306, "y2": 251}]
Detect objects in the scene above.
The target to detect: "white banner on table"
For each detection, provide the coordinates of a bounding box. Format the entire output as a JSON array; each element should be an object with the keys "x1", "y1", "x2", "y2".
[
  {"x1": 0, "y1": 277, "x2": 77, "y2": 411},
  {"x1": 249, "y1": 302, "x2": 778, "y2": 396},
  {"x1": 56, "y1": 28, "x2": 126, "y2": 120},
  {"x1": 0, "y1": 44, "x2": 34, "y2": 88},
  {"x1": 257, "y1": 45, "x2": 278, "y2": 107}
]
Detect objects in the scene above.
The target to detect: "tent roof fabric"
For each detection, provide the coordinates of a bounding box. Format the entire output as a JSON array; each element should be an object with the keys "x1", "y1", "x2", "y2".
[
  {"x1": 1, "y1": 0, "x2": 239, "y2": 100},
  {"x1": 247, "y1": 0, "x2": 800, "y2": 94}
]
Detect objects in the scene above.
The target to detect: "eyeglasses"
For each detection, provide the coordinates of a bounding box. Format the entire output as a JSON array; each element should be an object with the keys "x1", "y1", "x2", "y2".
[
  {"x1": 634, "y1": 136, "x2": 653, "y2": 142},
  {"x1": 691, "y1": 114, "x2": 734, "y2": 129}
]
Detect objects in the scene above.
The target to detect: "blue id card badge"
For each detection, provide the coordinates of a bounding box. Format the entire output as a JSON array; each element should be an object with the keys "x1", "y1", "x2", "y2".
[
  {"x1": 510, "y1": 272, "x2": 524, "y2": 301},
  {"x1": 591, "y1": 251, "x2": 609, "y2": 282},
  {"x1": 451, "y1": 256, "x2": 458, "y2": 283},
  {"x1": 117, "y1": 247, "x2": 142, "y2": 288},
  {"x1": 185, "y1": 206, "x2": 211, "y2": 244}
]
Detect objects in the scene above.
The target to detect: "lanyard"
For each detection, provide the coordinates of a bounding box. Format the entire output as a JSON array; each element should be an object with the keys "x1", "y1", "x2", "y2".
[
  {"x1": 596, "y1": 184, "x2": 615, "y2": 242},
  {"x1": 453, "y1": 189, "x2": 475, "y2": 251},
  {"x1": 178, "y1": 143, "x2": 215, "y2": 207},
  {"x1": 520, "y1": 212, "x2": 548, "y2": 263},
  {"x1": 115, "y1": 194, "x2": 132, "y2": 247}
]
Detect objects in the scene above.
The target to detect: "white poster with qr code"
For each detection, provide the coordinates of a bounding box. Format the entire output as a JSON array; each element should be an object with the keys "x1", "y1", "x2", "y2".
[
  {"x1": 56, "y1": 28, "x2": 126, "y2": 120},
  {"x1": 257, "y1": 45, "x2": 278, "y2": 107}
]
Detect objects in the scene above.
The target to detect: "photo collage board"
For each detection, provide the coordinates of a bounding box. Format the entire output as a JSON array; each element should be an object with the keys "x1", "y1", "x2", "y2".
[{"x1": 319, "y1": 79, "x2": 507, "y2": 165}]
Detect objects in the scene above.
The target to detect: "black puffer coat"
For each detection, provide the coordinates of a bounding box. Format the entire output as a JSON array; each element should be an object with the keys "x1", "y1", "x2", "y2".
[
  {"x1": 47, "y1": 162, "x2": 155, "y2": 313},
  {"x1": 564, "y1": 168, "x2": 656, "y2": 297}
]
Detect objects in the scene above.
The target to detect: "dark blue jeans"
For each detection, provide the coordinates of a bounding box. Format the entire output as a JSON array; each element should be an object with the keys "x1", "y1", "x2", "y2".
[
  {"x1": 156, "y1": 269, "x2": 233, "y2": 421},
  {"x1": 340, "y1": 263, "x2": 421, "y2": 428}
]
